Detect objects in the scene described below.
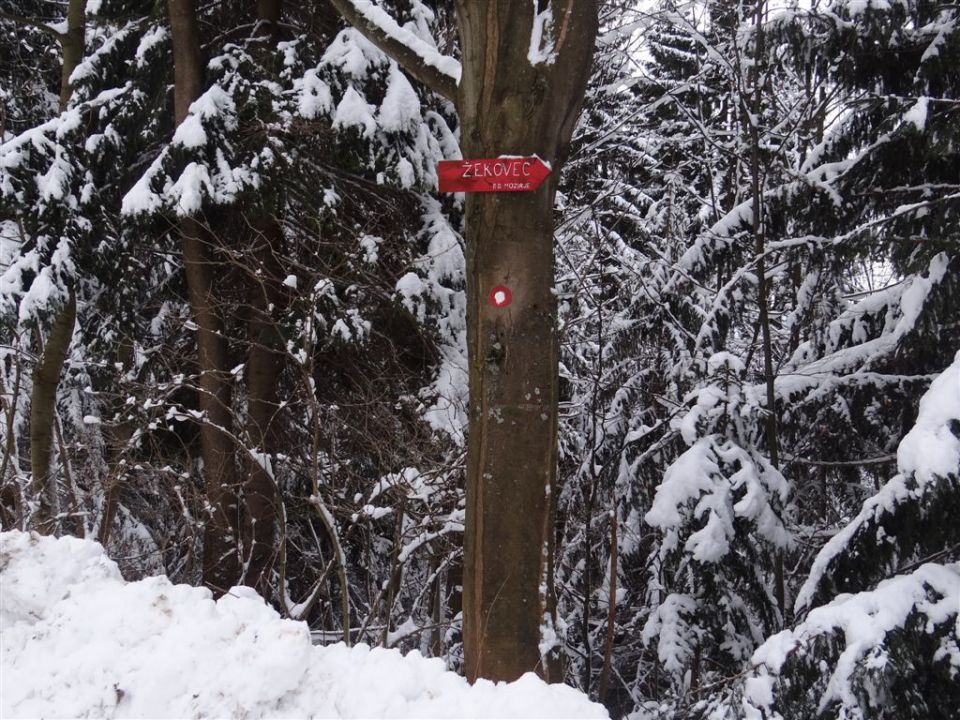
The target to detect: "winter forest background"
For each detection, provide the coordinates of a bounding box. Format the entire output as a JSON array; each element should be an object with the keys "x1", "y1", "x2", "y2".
[{"x1": 1, "y1": 0, "x2": 959, "y2": 718}]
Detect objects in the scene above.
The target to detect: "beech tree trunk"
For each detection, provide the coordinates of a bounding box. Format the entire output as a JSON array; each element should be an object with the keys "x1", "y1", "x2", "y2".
[
  {"x1": 329, "y1": 0, "x2": 598, "y2": 682},
  {"x1": 168, "y1": 0, "x2": 241, "y2": 593},
  {"x1": 455, "y1": 1, "x2": 598, "y2": 683}
]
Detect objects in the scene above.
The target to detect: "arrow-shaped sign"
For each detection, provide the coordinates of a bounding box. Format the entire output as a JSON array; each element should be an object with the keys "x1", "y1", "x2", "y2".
[{"x1": 437, "y1": 156, "x2": 551, "y2": 193}]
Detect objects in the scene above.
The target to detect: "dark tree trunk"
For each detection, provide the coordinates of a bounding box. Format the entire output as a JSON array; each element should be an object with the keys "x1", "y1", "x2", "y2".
[
  {"x1": 454, "y1": 0, "x2": 598, "y2": 683},
  {"x1": 168, "y1": 0, "x2": 241, "y2": 593},
  {"x1": 183, "y1": 213, "x2": 241, "y2": 593},
  {"x1": 239, "y1": 0, "x2": 284, "y2": 598},
  {"x1": 256, "y1": 0, "x2": 281, "y2": 42},
  {"x1": 747, "y1": 0, "x2": 785, "y2": 622},
  {"x1": 241, "y1": 220, "x2": 283, "y2": 595},
  {"x1": 27, "y1": 0, "x2": 85, "y2": 535},
  {"x1": 98, "y1": 341, "x2": 137, "y2": 547},
  {"x1": 28, "y1": 291, "x2": 75, "y2": 533}
]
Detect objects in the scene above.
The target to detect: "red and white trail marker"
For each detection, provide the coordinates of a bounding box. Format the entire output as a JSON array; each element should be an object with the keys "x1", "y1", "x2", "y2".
[
  {"x1": 438, "y1": 156, "x2": 551, "y2": 194},
  {"x1": 489, "y1": 285, "x2": 513, "y2": 308}
]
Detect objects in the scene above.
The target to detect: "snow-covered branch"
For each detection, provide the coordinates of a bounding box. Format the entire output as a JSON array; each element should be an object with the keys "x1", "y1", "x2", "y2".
[{"x1": 327, "y1": 0, "x2": 460, "y2": 103}]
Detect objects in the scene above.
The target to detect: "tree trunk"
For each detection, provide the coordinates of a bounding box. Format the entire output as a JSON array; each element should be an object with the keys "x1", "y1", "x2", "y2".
[
  {"x1": 168, "y1": 0, "x2": 241, "y2": 593},
  {"x1": 455, "y1": 0, "x2": 598, "y2": 683},
  {"x1": 328, "y1": 0, "x2": 598, "y2": 682},
  {"x1": 242, "y1": 220, "x2": 283, "y2": 595},
  {"x1": 183, "y1": 214, "x2": 241, "y2": 593},
  {"x1": 27, "y1": 0, "x2": 85, "y2": 535},
  {"x1": 0, "y1": 350, "x2": 25, "y2": 529},
  {"x1": 256, "y1": 0, "x2": 281, "y2": 42},
  {"x1": 28, "y1": 291, "x2": 75, "y2": 533},
  {"x1": 239, "y1": 0, "x2": 284, "y2": 598},
  {"x1": 59, "y1": 0, "x2": 86, "y2": 108},
  {"x1": 747, "y1": 0, "x2": 785, "y2": 621},
  {"x1": 98, "y1": 340, "x2": 137, "y2": 547}
]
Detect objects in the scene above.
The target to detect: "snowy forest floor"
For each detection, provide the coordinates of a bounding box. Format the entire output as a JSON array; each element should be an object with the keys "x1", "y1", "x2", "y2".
[{"x1": 0, "y1": 530, "x2": 607, "y2": 719}]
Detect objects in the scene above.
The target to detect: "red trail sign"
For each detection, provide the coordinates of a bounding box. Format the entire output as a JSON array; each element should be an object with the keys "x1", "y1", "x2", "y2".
[{"x1": 438, "y1": 156, "x2": 551, "y2": 193}]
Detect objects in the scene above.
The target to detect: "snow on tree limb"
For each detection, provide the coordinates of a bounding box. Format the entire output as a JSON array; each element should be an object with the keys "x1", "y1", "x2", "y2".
[
  {"x1": 327, "y1": 0, "x2": 460, "y2": 103},
  {"x1": 794, "y1": 351, "x2": 960, "y2": 615},
  {"x1": 527, "y1": 1, "x2": 557, "y2": 66},
  {"x1": 746, "y1": 562, "x2": 960, "y2": 720},
  {"x1": 775, "y1": 253, "x2": 955, "y2": 405}
]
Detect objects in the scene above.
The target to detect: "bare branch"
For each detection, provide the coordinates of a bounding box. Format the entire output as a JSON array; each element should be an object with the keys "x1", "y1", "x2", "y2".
[{"x1": 782, "y1": 454, "x2": 897, "y2": 468}]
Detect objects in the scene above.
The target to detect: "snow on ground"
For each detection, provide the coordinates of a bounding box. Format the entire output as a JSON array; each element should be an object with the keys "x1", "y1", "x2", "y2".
[{"x1": 0, "y1": 531, "x2": 607, "y2": 719}]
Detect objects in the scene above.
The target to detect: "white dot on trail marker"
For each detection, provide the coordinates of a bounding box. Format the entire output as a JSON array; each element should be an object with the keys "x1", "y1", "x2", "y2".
[{"x1": 489, "y1": 285, "x2": 513, "y2": 307}]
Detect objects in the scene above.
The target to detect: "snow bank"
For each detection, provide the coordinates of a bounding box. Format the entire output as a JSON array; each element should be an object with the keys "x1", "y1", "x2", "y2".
[{"x1": 0, "y1": 531, "x2": 607, "y2": 719}]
